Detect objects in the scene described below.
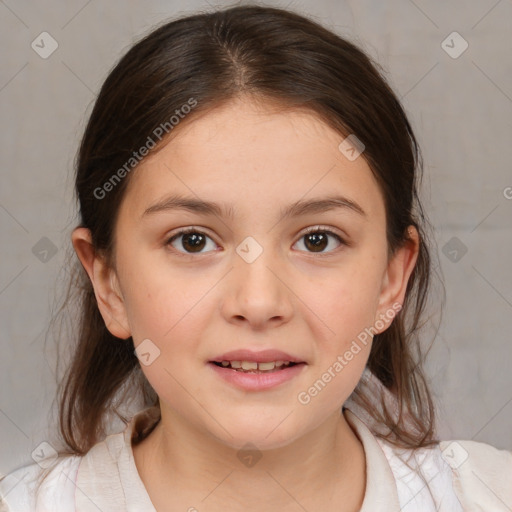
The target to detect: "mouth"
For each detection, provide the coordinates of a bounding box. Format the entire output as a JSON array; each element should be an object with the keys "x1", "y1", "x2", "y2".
[
  {"x1": 207, "y1": 359, "x2": 307, "y2": 391},
  {"x1": 209, "y1": 360, "x2": 303, "y2": 373}
]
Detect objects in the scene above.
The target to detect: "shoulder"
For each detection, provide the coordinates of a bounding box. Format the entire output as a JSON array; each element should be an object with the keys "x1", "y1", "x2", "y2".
[
  {"x1": 439, "y1": 438, "x2": 512, "y2": 510},
  {"x1": 377, "y1": 436, "x2": 512, "y2": 511},
  {"x1": 0, "y1": 455, "x2": 81, "y2": 512},
  {"x1": 377, "y1": 437, "x2": 464, "y2": 511}
]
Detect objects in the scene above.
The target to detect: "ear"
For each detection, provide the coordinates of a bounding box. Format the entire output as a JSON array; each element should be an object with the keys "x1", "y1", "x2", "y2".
[
  {"x1": 71, "y1": 227, "x2": 131, "y2": 339},
  {"x1": 374, "y1": 226, "x2": 420, "y2": 333}
]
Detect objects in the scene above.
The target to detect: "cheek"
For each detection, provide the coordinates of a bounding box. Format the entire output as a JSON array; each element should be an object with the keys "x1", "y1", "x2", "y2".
[
  {"x1": 120, "y1": 263, "x2": 211, "y2": 397},
  {"x1": 300, "y1": 261, "x2": 384, "y2": 343},
  {"x1": 120, "y1": 255, "x2": 217, "y2": 350},
  {"x1": 116, "y1": 245, "x2": 178, "y2": 333},
  {"x1": 295, "y1": 274, "x2": 378, "y2": 413}
]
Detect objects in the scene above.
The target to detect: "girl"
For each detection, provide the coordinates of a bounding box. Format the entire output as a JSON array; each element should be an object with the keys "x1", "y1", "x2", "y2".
[{"x1": 1, "y1": 4, "x2": 510, "y2": 511}]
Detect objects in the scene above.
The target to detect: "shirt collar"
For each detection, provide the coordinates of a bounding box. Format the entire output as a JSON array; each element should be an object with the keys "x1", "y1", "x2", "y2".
[
  {"x1": 344, "y1": 408, "x2": 401, "y2": 510},
  {"x1": 75, "y1": 407, "x2": 159, "y2": 511},
  {"x1": 75, "y1": 405, "x2": 401, "y2": 511}
]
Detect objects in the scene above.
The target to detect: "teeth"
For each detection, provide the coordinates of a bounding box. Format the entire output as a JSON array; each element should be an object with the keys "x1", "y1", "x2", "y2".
[
  {"x1": 258, "y1": 361, "x2": 276, "y2": 371},
  {"x1": 218, "y1": 360, "x2": 293, "y2": 371}
]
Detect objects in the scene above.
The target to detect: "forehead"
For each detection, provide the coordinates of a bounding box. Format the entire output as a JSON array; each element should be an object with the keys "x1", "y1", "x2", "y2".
[{"x1": 120, "y1": 97, "x2": 385, "y2": 221}]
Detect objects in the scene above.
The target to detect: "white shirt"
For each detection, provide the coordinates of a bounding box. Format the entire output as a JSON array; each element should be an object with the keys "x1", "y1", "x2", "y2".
[{"x1": 1, "y1": 402, "x2": 511, "y2": 512}]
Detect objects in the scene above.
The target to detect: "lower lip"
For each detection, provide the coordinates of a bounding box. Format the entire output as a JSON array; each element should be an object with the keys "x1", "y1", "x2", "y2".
[{"x1": 208, "y1": 362, "x2": 306, "y2": 391}]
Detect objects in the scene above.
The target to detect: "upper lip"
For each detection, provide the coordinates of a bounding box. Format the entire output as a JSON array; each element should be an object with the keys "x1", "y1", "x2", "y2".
[{"x1": 210, "y1": 349, "x2": 306, "y2": 364}]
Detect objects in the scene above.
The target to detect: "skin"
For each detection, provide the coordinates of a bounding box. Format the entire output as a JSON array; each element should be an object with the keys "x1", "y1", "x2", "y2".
[{"x1": 72, "y1": 95, "x2": 419, "y2": 512}]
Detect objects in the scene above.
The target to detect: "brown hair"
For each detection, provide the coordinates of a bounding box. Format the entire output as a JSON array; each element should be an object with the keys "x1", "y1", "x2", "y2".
[{"x1": 50, "y1": 3, "x2": 441, "y2": 464}]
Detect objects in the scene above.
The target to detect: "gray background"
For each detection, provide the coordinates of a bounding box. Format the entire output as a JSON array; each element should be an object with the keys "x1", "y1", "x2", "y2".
[{"x1": 1, "y1": 0, "x2": 511, "y2": 476}]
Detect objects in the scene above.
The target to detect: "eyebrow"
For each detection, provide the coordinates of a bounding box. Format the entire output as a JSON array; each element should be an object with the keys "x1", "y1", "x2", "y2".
[{"x1": 142, "y1": 193, "x2": 367, "y2": 221}]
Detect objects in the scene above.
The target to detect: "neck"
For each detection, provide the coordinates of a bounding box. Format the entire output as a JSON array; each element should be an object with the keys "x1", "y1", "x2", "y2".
[{"x1": 133, "y1": 407, "x2": 366, "y2": 512}]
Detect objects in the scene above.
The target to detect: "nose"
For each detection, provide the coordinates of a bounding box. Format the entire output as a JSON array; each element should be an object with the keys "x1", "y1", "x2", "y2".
[{"x1": 220, "y1": 243, "x2": 294, "y2": 330}]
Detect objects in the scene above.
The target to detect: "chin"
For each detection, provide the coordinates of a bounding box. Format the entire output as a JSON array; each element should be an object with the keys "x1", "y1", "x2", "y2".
[{"x1": 208, "y1": 420, "x2": 303, "y2": 452}]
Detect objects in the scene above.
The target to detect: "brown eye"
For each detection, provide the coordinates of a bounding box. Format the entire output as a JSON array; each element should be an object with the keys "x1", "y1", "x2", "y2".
[
  {"x1": 294, "y1": 228, "x2": 344, "y2": 253},
  {"x1": 167, "y1": 229, "x2": 217, "y2": 254}
]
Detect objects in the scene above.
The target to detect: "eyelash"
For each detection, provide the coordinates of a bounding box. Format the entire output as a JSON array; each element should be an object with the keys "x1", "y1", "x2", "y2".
[{"x1": 165, "y1": 226, "x2": 347, "y2": 256}]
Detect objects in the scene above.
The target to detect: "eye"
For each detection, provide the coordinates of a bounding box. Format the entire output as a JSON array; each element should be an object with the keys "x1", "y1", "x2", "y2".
[
  {"x1": 293, "y1": 226, "x2": 345, "y2": 253},
  {"x1": 166, "y1": 228, "x2": 218, "y2": 254},
  {"x1": 166, "y1": 226, "x2": 346, "y2": 256}
]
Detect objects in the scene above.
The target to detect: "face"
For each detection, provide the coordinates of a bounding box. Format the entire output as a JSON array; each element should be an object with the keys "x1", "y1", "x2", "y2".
[{"x1": 82, "y1": 96, "x2": 416, "y2": 451}]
